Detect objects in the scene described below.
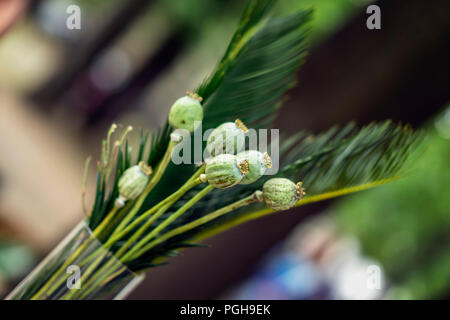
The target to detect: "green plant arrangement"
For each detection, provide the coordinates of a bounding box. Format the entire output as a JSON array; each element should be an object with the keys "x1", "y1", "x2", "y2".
[{"x1": 7, "y1": 0, "x2": 422, "y2": 300}]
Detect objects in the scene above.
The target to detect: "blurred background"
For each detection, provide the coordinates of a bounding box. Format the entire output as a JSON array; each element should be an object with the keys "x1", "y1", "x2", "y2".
[{"x1": 0, "y1": 0, "x2": 449, "y2": 299}]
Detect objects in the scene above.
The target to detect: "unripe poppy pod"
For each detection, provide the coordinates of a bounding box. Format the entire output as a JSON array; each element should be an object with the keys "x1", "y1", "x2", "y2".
[
  {"x1": 205, "y1": 154, "x2": 249, "y2": 189},
  {"x1": 236, "y1": 150, "x2": 272, "y2": 185},
  {"x1": 116, "y1": 162, "x2": 152, "y2": 207},
  {"x1": 168, "y1": 93, "x2": 203, "y2": 132},
  {"x1": 262, "y1": 178, "x2": 305, "y2": 211},
  {"x1": 206, "y1": 119, "x2": 248, "y2": 157}
]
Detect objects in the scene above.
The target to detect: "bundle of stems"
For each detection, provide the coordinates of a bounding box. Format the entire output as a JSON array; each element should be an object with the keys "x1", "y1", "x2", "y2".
[{"x1": 8, "y1": 0, "x2": 423, "y2": 300}]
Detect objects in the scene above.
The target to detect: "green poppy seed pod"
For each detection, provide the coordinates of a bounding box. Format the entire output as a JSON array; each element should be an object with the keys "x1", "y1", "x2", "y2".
[
  {"x1": 236, "y1": 150, "x2": 272, "y2": 185},
  {"x1": 262, "y1": 178, "x2": 305, "y2": 211},
  {"x1": 206, "y1": 119, "x2": 248, "y2": 157},
  {"x1": 116, "y1": 162, "x2": 152, "y2": 208},
  {"x1": 205, "y1": 154, "x2": 249, "y2": 189},
  {"x1": 168, "y1": 93, "x2": 203, "y2": 132}
]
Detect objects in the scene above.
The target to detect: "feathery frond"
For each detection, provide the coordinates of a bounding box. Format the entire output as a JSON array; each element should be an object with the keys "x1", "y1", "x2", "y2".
[
  {"x1": 131, "y1": 122, "x2": 423, "y2": 268},
  {"x1": 201, "y1": 10, "x2": 312, "y2": 129},
  {"x1": 196, "y1": 0, "x2": 277, "y2": 102}
]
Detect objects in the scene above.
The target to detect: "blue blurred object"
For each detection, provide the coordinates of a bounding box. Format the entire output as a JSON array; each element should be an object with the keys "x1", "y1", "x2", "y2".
[{"x1": 230, "y1": 248, "x2": 329, "y2": 300}]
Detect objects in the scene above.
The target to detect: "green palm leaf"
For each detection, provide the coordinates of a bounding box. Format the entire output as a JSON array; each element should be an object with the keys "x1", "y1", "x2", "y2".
[
  {"x1": 132, "y1": 121, "x2": 422, "y2": 269},
  {"x1": 201, "y1": 10, "x2": 311, "y2": 129},
  {"x1": 196, "y1": 0, "x2": 277, "y2": 103}
]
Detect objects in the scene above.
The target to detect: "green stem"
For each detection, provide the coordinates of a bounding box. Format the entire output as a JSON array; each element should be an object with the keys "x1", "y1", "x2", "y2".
[
  {"x1": 107, "y1": 166, "x2": 205, "y2": 245},
  {"x1": 122, "y1": 184, "x2": 214, "y2": 263},
  {"x1": 129, "y1": 190, "x2": 262, "y2": 260},
  {"x1": 92, "y1": 206, "x2": 118, "y2": 237},
  {"x1": 95, "y1": 202, "x2": 133, "y2": 241}
]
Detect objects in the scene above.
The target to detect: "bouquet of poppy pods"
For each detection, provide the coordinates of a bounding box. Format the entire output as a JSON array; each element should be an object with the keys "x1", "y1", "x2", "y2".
[{"x1": 7, "y1": 0, "x2": 421, "y2": 300}]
